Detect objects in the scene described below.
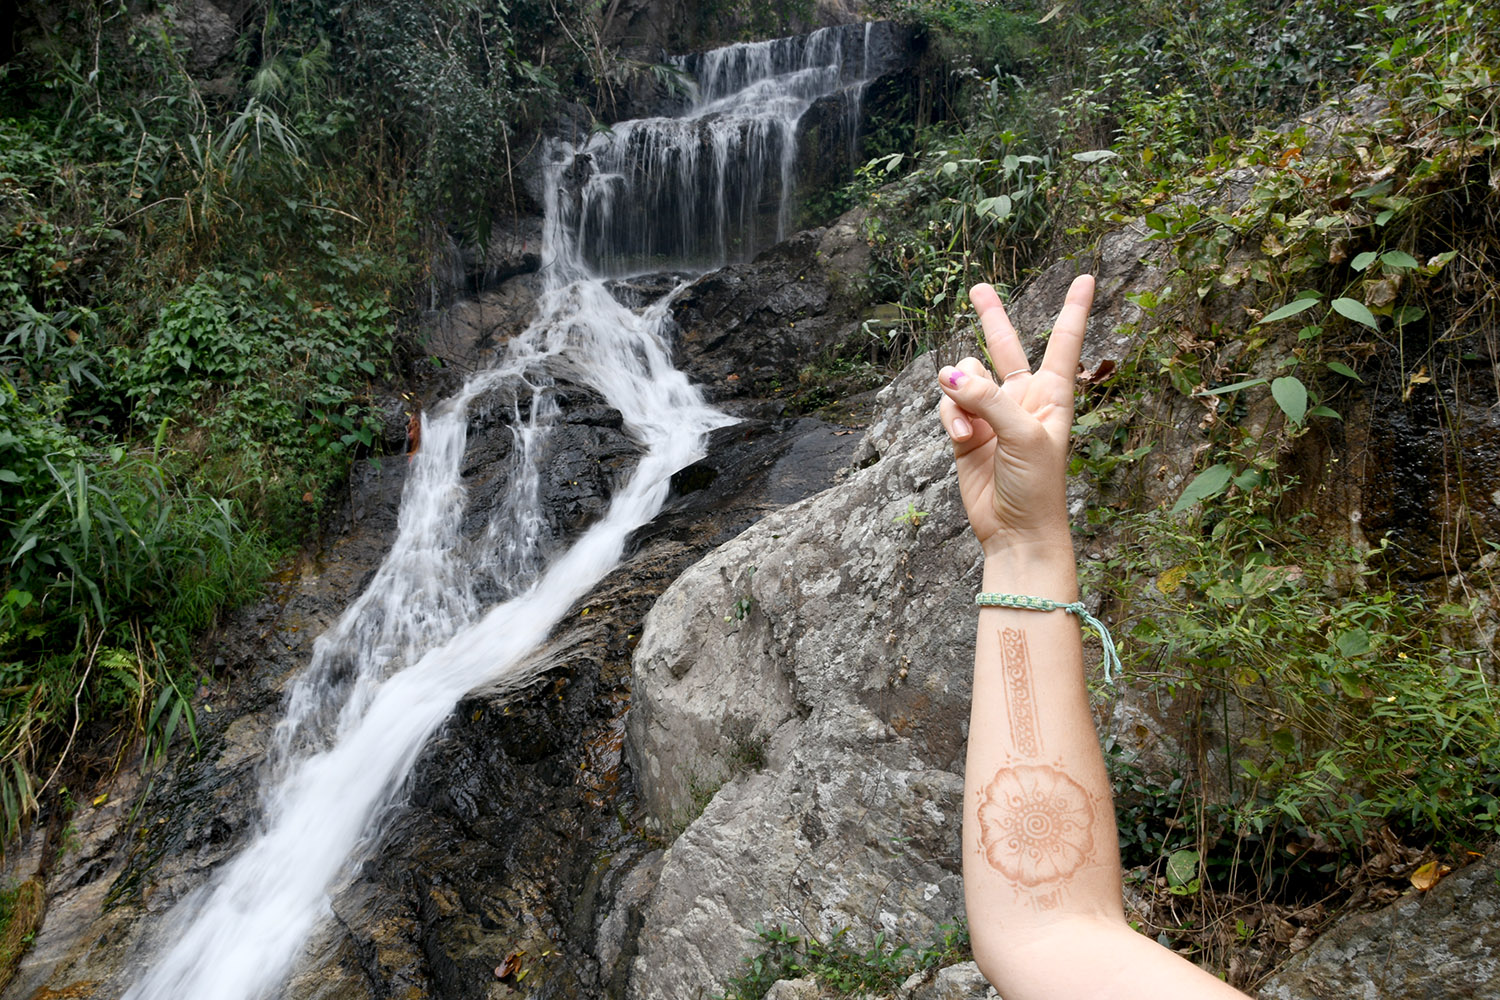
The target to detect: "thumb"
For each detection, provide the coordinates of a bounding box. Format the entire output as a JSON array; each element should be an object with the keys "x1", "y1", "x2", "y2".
[{"x1": 937, "y1": 361, "x2": 1034, "y2": 445}]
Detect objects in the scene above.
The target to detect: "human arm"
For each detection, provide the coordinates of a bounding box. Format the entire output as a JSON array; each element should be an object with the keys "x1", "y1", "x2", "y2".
[{"x1": 937, "y1": 276, "x2": 1248, "y2": 999}]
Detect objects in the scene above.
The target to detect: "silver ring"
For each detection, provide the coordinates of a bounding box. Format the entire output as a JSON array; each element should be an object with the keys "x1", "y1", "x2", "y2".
[{"x1": 1003, "y1": 368, "x2": 1032, "y2": 380}]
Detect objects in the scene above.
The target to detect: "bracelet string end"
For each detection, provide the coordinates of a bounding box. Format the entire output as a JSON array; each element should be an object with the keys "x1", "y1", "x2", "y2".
[{"x1": 974, "y1": 592, "x2": 1121, "y2": 683}]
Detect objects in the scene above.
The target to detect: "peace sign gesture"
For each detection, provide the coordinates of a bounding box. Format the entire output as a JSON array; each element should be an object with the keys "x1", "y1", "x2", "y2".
[{"x1": 937, "y1": 275, "x2": 1095, "y2": 559}]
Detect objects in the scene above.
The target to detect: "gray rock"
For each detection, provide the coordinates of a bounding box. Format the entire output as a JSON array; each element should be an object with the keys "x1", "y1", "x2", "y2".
[
  {"x1": 1256, "y1": 845, "x2": 1500, "y2": 1000},
  {"x1": 899, "y1": 962, "x2": 1000, "y2": 1000},
  {"x1": 625, "y1": 358, "x2": 973, "y2": 1000},
  {"x1": 167, "y1": 0, "x2": 252, "y2": 74},
  {"x1": 766, "y1": 977, "x2": 823, "y2": 1000}
]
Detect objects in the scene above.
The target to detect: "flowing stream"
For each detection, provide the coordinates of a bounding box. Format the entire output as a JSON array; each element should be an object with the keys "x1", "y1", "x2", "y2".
[{"x1": 124, "y1": 23, "x2": 883, "y2": 1000}]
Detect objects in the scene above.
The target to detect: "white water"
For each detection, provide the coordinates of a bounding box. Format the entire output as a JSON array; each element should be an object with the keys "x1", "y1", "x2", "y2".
[{"x1": 125, "y1": 23, "x2": 883, "y2": 1000}]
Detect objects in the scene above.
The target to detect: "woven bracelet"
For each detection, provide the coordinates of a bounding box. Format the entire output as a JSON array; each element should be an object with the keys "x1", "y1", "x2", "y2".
[{"x1": 974, "y1": 593, "x2": 1121, "y2": 683}]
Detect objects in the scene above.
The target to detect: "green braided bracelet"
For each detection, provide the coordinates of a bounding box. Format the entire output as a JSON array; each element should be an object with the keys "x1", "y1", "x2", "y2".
[{"x1": 974, "y1": 593, "x2": 1121, "y2": 683}]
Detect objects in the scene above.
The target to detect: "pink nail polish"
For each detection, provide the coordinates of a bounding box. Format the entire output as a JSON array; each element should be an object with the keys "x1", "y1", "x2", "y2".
[{"x1": 946, "y1": 370, "x2": 966, "y2": 389}]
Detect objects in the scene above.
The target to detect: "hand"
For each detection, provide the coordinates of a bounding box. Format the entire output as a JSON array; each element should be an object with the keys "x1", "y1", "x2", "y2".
[{"x1": 937, "y1": 275, "x2": 1095, "y2": 559}]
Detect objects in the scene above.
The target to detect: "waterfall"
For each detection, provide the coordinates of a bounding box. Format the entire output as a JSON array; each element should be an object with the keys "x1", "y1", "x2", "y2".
[
  {"x1": 123, "y1": 22, "x2": 884, "y2": 1000},
  {"x1": 571, "y1": 23, "x2": 887, "y2": 275}
]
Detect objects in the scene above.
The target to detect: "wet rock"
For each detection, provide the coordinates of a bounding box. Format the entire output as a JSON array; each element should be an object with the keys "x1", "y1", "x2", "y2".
[
  {"x1": 422, "y1": 275, "x2": 541, "y2": 378},
  {"x1": 299, "y1": 403, "x2": 867, "y2": 1000},
  {"x1": 1256, "y1": 844, "x2": 1500, "y2": 1000},
  {"x1": 672, "y1": 222, "x2": 866, "y2": 399}
]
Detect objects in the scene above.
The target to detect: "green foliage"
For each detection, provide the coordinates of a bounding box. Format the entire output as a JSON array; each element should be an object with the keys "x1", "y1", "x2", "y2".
[
  {"x1": 1100, "y1": 504, "x2": 1499, "y2": 847},
  {"x1": 723, "y1": 920, "x2": 970, "y2": 1000}
]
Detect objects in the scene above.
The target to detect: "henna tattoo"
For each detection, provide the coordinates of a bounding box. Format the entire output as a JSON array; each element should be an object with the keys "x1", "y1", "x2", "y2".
[
  {"x1": 1000, "y1": 627, "x2": 1042, "y2": 756},
  {"x1": 976, "y1": 764, "x2": 1096, "y2": 886}
]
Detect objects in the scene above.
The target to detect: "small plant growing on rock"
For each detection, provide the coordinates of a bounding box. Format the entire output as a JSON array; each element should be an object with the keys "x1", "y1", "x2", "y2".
[
  {"x1": 724, "y1": 567, "x2": 757, "y2": 622},
  {"x1": 893, "y1": 501, "x2": 930, "y2": 529}
]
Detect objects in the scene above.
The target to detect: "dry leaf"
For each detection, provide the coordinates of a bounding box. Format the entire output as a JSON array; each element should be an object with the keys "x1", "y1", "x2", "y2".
[
  {"x1": 1403, "y1": 366, "x2": 1431, "y2": 402},
  {"x1": 495, "y1": 951, "x2": 524, "y2": 981},
  {"x1": 1410, "y1": 860, "x2": 1451, "y2": 891},
  {"x1": 1077, "y1": 358, "x2": 1118, "y2": 386}
]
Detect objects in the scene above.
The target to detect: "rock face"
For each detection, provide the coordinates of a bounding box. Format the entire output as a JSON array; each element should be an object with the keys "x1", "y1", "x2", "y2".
[
  {"x1": 671, "y1": 222, "x2": 868, "y2": 399},
  {"x1": 1257, "y1": 845, "x2": 1500, "y2": 1000}
]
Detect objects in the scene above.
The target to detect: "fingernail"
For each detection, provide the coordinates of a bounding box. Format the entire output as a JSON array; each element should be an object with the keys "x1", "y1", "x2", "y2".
[
  {"x1": 942, "y1": 368, "x2": 967, "y2": 389},
  {"x1": 951, "y1": 415, "x2": 971, "y2": 439}
]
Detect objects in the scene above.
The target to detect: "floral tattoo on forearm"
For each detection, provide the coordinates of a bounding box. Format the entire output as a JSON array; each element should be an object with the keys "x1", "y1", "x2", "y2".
[{"x1": 976, "y1": 628, "x2": 1097, "y2": 888}]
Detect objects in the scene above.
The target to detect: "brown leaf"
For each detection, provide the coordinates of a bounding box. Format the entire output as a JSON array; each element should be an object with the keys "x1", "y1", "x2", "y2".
[{"x1": 1077, "y1": 358, "x2": 1118, "y2": 386}]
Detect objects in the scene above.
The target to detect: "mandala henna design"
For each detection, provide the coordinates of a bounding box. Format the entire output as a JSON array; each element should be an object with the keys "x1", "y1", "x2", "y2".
[
  {"x1": 977, "y1": 764, "x2": 1095, "y2": 886},
  {"x1": 999, "y1": 627, "x2": 1041, "y2": 756}
]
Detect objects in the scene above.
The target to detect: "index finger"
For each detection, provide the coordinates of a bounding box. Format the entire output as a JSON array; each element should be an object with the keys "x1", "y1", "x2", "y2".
[
  {"x1": 1038, "y1": 274, "x2": 1096, "y2": 381},
  {"x1": 970, "y1": 283, "x2": 1030, "y2": 377}
]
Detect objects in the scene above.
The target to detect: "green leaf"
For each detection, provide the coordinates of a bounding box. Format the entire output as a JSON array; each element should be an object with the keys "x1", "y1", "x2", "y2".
[
  {"x1": 1171, "y1": 464, "x2": 1233, "y2": 514},
  {"x1": 1351, "y1": 178, "x2": 1393, "y2": 198},
  {"x1": 976, "y1": 194, "x2": 1013, "y2": 221},
  {"x1": 1381, "y1": 250, "x2": 1420, "y2": 269},
  {"x1": 1271, "y1": 728, "x2": 1297, "y2": 756},
  {"x1": 1195, "y1": 377, "x2": 1268, "y2": 396},
  {"x1": 1335, "y1": 629, "x2": 1371, "y2": 657},
  {"x1": 1145, "y1": 212, "x2": 1166, "y2": 232},
  {"x1": 1331, "y1": 297, "x2": 1379, "y2": 329},
  {"x1": 1393, "y1": 305, "x2": 1426, "y2": 326},
  {"x1": 1271, "y1": 376, "x2": 1308, "y2": 425},
  {"x1": 1352, "y1": 251, "x2": 1379, "y2": 271},
  {"x1": 1375, "y1": 209, "x2": 1395, "y2": 226},
  {"x1": 1309, "y1": 405, "x2": 1341, "y2": 420},
  {"x1": 1335, "y1": 671, "x2": 1366, "y2": 698},
  {"x1": 941, "y1": 160, "x2": 958, "y2": 176},
  {"x1": 1326, "y1": 360, "x2": 1362, "y2": 381},
  {"x1": 1072, "y1": 149, "x2": 1120, "y2": 164},
  {"x1": 1165, "y1": 849, "x2": 1200, "y2": 889},
  {"x1": 1259, "y1": 296, "x2": 1321, "y2": 324}
]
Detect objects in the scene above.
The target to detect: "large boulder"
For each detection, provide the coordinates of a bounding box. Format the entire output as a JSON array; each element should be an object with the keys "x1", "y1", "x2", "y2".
[
  {"x1": 1257, "y1": 844, "x2": 1500, "y2": 1000},
  {"x1": 625, "y1": 358, "x2": 974, "y2": 1000}
]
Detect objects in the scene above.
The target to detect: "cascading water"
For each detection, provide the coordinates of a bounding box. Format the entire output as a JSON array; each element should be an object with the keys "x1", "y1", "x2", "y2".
[{"x1": 123, "y1": 22, "x2": 886, "y2": 1000}]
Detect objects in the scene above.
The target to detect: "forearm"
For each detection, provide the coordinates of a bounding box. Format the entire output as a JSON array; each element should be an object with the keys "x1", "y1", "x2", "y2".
[
  {"x1": 962, "y1": 536, "x2": 1123, "y2": 942},
  {"x1": 962, "y1": 540, "x2": 1247, "y2": 1000}
]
